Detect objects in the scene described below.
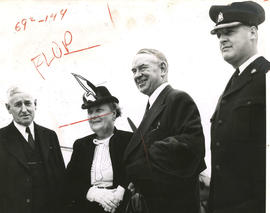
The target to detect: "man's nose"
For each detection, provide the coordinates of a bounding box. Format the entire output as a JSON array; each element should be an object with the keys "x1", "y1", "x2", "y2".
[
  {"x1": 134, "y1": 70, "x2": 142, "y2": 79},
  {"x1": 219, "y1": 34, "x2": 228, "y2": 44},
  {"x1": 21, "y1": 104, "x2": 27, "y2": 112}
]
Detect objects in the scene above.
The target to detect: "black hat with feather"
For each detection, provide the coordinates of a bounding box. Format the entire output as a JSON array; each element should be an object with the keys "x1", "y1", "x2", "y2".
[{"x1": 72, "y1": 73, "x2": 119, "y2": 109}]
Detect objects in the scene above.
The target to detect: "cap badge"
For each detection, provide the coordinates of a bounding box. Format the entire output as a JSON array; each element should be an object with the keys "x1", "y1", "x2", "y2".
[
  {"x1": 217, "y1": 12, "x2": 224, "y2": 23},
  {"x1": 250, "y1": 69, "x2": 257, "y2": 74}
]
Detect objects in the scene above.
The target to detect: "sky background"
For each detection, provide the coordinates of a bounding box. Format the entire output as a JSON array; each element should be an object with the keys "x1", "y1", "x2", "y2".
[{"x1": 0, "y1": 0, "x2": 270, "y2": 179}]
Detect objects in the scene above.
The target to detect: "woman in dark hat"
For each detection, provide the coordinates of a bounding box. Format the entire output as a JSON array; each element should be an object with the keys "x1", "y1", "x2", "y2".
[{"x1": 66, "y1": 74, "x2": 132, "y2": 213}]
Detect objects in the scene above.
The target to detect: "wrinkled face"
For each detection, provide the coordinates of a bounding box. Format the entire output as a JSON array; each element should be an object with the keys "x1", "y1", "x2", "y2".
[
  {"x1": 87, "y1": 104, "x2": 115, "y2": 134},
  {"x1": 217, "y1": 25, "x2": 253, "y2": 67},
  {"x1": 6, "y1": 92, "x2": 36, "y2": 126},
  {"x1": 131, "y1": 53, "x2": 165, "y2": 96}
]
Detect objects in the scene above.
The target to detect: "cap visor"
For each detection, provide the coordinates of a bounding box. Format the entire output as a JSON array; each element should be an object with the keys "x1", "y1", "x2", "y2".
[{"x1": 210, "y1": 22, "x2": 242, "y2": 34}]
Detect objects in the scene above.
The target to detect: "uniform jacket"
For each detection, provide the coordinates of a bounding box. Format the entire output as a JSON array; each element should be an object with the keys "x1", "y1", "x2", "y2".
[
  {"x1": 124, "y1": 85, "x2": 206, "y2": 212},
  {"x1": 66, "y1": 128, "x2": 132, "y2": 212},
  {"x1": 0, "y1": 122, "x2": 66, "y2": 213},
  {"x1": 208, "y1": 56, "x2": 270, "y2": 213}
]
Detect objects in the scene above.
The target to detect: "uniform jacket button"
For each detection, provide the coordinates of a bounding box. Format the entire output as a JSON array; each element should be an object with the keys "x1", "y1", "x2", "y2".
[
  {"x1": 218, "y1": 120, "x2": 223, "y2": 124},
  {"x1": 216, "y1": 142, "x2": 220, "y2": 147},
  {"x1": 215, "y1": 165, "x2": 221, "y2": 171},
  {"x1": 26, "y1": 198, "x2": 31, "y2": 203}
]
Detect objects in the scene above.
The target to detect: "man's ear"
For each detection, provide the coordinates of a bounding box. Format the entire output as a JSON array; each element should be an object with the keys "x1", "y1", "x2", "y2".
[
  {"x1": 5, "y1": 103, "x2": 11, "y2": 113},
  {"x1": 34, "y1": 99, "x2": 37, "y2": 110},
  {"x1": 160, "y1": 62, "x2": 168, "y2": 77},
  {"x1": 249, "y1": 26, "x2": 258, "y2": 41}
]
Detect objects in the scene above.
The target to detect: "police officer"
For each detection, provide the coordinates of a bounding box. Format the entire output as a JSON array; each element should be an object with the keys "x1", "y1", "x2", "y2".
[{"x1": 208, "y1": 1, "x2": 270, "y2": 213}]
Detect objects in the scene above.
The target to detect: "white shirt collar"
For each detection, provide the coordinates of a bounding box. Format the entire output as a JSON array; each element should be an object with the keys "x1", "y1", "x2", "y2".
[
  {"x1": 238, "y1": 54, "x2": 260, "y2": 75},
  {"x1": 93, "y1": 134, "x2": 113, "y2": 146},
  {"x1": 13, "y1": 121, "x2": 35, "y2": 140},
  {"x1": 148, "y1": 82, "x2": 169, "y2": 108}
]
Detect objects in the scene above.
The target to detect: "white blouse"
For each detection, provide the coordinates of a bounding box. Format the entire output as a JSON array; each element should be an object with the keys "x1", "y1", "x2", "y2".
[{"x1": 90, "y1": 134, "x2": 114, "y2": 187}]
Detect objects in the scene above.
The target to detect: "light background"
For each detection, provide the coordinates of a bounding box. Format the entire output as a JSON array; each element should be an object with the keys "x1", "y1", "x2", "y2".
[{"x1": 0, "y1": 0, "x2": 269, "y2": 190}]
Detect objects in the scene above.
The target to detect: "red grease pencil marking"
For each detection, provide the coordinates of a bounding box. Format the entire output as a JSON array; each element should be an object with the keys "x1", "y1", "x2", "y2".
[
  {"x1": 107, "y1": 3, "x2": 115, "y2": 27},
  {"x1": 15, "y1": 9, "x2": 68, "y2": 32},
  {"x1": 58, "y1": 112, "x2": 112, "y2": 128},
  {"x1": 139, "y1": 131, "x2": 150, "y2": 165},
  {"x1": 31, "y1": 30, "x2": 101, "y2": 80},
  {"x1": 31, "y1": 55, "x2": 46, "y2": 80},
  {"x1": 64, "y1": 45, "x2": 101, "y2": 55}
]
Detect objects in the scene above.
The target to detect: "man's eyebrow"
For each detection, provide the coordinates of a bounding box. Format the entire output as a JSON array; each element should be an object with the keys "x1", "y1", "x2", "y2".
[
  {"x1": 14, "y1": 101, "x2": 22, "y2": 105},
  {"x1": 131, "y1": 63, "x2": 147, "y2": 71},
  {"x1": 138, "y1": 64, "x2": 148, "y2": 69}
]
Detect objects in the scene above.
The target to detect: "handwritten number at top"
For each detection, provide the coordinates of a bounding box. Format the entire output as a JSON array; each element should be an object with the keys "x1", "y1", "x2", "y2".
[{"x1": 15, "y1": 9, "x2": 68, "y2": 32}]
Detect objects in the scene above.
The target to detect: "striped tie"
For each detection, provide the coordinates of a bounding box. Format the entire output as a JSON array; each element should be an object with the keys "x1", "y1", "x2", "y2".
[{"x1": 26, "y1": 127, "x2": 35, "y2": 149}]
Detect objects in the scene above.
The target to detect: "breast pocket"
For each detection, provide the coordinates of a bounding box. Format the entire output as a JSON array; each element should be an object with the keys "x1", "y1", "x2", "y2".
[
  {"x1": 232, "y1": 98, "x2": 265, "y2": 142},
  {"x1": 146, "y1": 124, "x2": 167, "y2": 146}
]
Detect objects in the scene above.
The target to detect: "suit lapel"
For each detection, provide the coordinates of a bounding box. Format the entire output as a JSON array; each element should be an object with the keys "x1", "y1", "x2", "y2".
[
  {"x1": 34, "y1": 123, "x2": 50, "y2": 163},
  {"x1": 84, "y1": 135, "x2": 96, "y2": 171},
  {"x1": 223, "y1": 68, "x2": 252, "y2": 98},
  {"x1": 109, "y1": 129, "x2": 119, "y2": 173},
  {"x1": 212, "y1": 57, "x2": 262, "y2": 120},
  {"x1": 124, "y1": 85, "x2": 171, "y2": 160},
  {"x1": 3, "y1": 122, "x2": 29, "y2": 170}
]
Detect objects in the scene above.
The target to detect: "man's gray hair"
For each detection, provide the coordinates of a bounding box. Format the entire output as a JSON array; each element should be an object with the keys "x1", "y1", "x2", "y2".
[
  {"x1": 136, "y1": 48, "x2": 168, "y2": 69},
  {"x1": 6, "y1": 86, "x2": 35, "y2": 104}
]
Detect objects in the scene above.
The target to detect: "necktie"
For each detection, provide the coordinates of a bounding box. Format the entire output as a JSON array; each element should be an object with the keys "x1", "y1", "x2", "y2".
[
  {"x1": 229, "y1": 68, "x2": 240, "y2": 90},
  {"x1": 142, "y1": 101, "x2": 150, "y2": 119},
  {"x1": 146, "y1": 101, "x2": 150, "y2": 112},
  {"x1": 26, "y1": 127, "x2": 35, "y2": 149}
]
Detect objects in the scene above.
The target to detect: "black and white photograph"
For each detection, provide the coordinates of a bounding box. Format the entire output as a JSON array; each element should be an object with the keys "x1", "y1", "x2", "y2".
[{"x1": 0, "y1": 0, "x2": 270, "y2": 212}]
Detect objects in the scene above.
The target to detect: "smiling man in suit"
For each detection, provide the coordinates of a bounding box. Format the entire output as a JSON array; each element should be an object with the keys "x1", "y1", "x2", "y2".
[
  {"x1": 208, "y1": 1, "x2": 270, "y2": 213},
  {"x1": 0, "y1": 87, "x2": 66, "y2": 213},
  {"x1": 124, "y1": 48, "x2": 206, "y2": 213}
]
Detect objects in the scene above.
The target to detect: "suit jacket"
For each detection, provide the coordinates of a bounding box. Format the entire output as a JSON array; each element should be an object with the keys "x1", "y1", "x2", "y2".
[
  {"x1": 208, "y1": 57, "x2": 270, "y2": 213},
  {"x1": 124, "y1": 85, "x2": 206, "y2": 212},
  {"x1": 66, "y1": 128, "x2": 132, "y2": 213},
  {"x1": 0, "y1": 122, "x2": 66, "y2": 213}
]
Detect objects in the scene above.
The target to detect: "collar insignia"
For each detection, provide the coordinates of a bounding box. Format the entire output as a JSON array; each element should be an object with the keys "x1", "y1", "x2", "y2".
[{"x1": 250, "y1": 69, "x2": 257, "y2": 74}]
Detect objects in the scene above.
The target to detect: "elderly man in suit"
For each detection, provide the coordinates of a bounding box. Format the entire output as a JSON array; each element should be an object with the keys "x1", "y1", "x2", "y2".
[
  {"x1": 208, "y1": 1, "x2": 270, "y2": 213},
  {"x1": 124, "y1": 48, "x2": 206, "y2": 213},
  {"x1": 0, "y1": 87, "x2": 66, "y2": 213}
]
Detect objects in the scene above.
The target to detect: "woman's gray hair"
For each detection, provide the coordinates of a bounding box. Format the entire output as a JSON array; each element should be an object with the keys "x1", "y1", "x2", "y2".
[{"x1": 109, "y1": 102, "x2": 122, "y2": 118}]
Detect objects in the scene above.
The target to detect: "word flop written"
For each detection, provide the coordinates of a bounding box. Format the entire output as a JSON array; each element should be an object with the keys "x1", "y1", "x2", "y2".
[{"x1": 31, "y1": 31, "x2": 101, "y2": 80}]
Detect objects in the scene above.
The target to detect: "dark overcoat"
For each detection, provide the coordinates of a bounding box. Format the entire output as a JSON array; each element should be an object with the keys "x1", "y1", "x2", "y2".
[
  {"x1": 0, "y1": 122, "x2": 66, "y2": 213},
  {"x1": 208, "y1": 57, "x2": 270, "y2": 213},
  {"x1": 124, "y1": 85, "x2": 206, "y2": 213},
  {"x1": 66, "y1": 128, "x2": 132, "y2": 213}
]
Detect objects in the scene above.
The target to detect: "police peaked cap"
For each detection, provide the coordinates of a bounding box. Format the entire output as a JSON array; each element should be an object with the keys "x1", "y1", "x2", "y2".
[{"x1": 209, "y1": 1, "x2": 265, "y2": 34}]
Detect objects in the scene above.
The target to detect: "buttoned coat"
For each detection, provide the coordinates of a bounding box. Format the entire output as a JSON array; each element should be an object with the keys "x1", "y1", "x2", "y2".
[
  {"x1": 0, "y1": 122, "x2": 66, "y2": 213},
  {"x1": 66, "y1": 128, "x2": 132, "y2": 213},
  {"x1": 208, "y1": 57, "x2": 270, "y2": 213},
  {"x1": 124, "y1": 85, "x2": 206, "y2": 213}
]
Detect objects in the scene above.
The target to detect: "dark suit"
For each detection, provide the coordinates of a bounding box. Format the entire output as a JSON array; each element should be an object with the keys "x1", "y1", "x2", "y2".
[
  {"x1": 124, "y1": 85, "x2": 206, "y2": 213},
  {"x1": 0, "y1": 122, "x2": 66, "y2": 213},
  {"x1": 208, "y1": 57, "x2": 270, "y2": 213},
  {"x1": 66, "y1": 128, "x2": 132, "y2": 213}
]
